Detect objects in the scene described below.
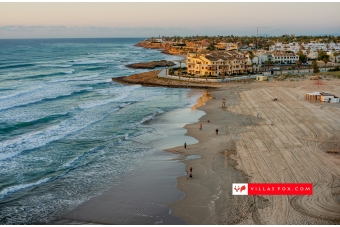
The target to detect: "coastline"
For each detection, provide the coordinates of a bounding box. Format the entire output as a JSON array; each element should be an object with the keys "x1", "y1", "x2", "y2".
[
  {"x1": 166, "y1": 79, "x2": 340, "y2": 224},
  {"x1": 112, "y1": 70, "x2": 221, "y2": 89},
  {"x1": 166, "y1": 87, "x2": 255, "y2": 224},
  {"x1": 51, "y1": 90, "x2": 207, "y2": 225},
  {"x1": 54, "y1": 44, "x2": 340, "y2": 224}
]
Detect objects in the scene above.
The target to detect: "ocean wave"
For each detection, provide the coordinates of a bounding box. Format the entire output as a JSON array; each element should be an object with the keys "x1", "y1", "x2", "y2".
[
  {"x1": 84, "y1": 66, "x2": 107, "y2": 71},
  {"x1": 0, "y1": 63, "x2": 35, "y2": 70},
  {"x1": 0, "y1": 88, "x2": 91, "y2": 112},
  {"x1": 0, "y1": 106, "x2": 120, "y2": 162},
  {"x1": 62, "y1": 146, "x2": 100, "y2": 168},
  {"x1": 70, "y1": 59, "x2": 108, "y2": 65},
  {"x1": 78, "y1": 85, "x2": 141, "y2": 109},
  {"x1": 139, "y1": 110, "x2": 165, "y2": 125},
  {"x1": 5, "y1": 70, "x2": 75, "y2": 81},
  {"x1": 0, "y1": 177, "x2": 51, "y2": 200},
  {"x1": 0, "y1": 113, "x2": 71, "y2": 135},
  {"x1": 46, "y1": 64, "x2": 72, "y2": 68},
  {"x1": 50, "y1": 74, "x2": 101, "y2": 83}
]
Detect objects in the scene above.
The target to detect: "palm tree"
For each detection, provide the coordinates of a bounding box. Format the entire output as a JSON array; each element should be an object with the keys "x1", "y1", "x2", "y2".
[
  {"x1": 292, "y1": 65, "x2": 296, "y2": 74},
  {"x1": 322, "y1": 57, "x2": 328, "y2": 72},
  {"x1": 296, "y1": 60, "x2": 302, "y2": 73},
  {"x1": 333, "y1": 52, "x2": 339, "y2": 63},
  {"x1": 265, "y1": 60, "x2": 271, "y2": 71}
]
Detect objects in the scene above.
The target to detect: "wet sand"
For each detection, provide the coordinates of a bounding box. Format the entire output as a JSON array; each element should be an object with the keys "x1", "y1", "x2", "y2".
[
  {"x1": 50, "y1": 93, "x2": 206, "y2": 225},
  {"x1": 53, "y1": 75, "x2": 340, "y2": 225},
  {"x1": 167, "y1": 78, "x2": 340, "y2": 224}
]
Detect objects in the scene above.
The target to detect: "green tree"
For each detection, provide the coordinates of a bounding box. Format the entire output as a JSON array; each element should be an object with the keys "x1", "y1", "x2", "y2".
[
  {"x1": 333, "y1": 52, "x2": 339, "y2": 63},
  {"x1": 297, "y1": 50, "x2": 307, "y2": 63},
  {"x1": 312, "y1": 60, "x2": 320, "y2": 73},
  {"x1": 317, "y1": 51, "x2": 329, "y2": 61}
]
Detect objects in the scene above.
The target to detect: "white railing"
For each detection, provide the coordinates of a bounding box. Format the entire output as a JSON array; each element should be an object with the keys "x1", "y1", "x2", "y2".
[{"x1": 158, "y1": 67, "x2": 338, "y2": 83}]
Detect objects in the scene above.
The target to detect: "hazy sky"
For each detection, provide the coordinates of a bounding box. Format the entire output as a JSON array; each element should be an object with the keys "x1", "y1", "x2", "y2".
[{"x1": 1, "y1": 2, "x2": 339, "y2": 39}]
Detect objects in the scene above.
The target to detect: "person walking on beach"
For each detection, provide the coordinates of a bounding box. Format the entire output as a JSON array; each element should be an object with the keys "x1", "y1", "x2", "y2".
[
  {"x1": 185, "y1": 171, "x2": 188, "y2": 179},
  {"x1": 184, "y1": 142, "x2": 186, "y2": 149},
  {"x1": 199, "y1": 123, "x2": 202, "y2": 130},
  {"x1": 190, "y1": 167, "x2": 192, "y2": 178},
  {"x1": 216, "y1": 128, "x2": 219, "y2": 135}
]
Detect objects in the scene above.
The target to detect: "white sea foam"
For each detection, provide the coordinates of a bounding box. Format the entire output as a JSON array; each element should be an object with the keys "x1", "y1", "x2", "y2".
[
  {"x1": 139, "y1": 110, "x2": 165, "y2": 125},
  {"x1": 0, "y1": 73, "x2": 111, "y2": 112},
  {"x1": 72, "y1": 59, "x2": 108, "y2": 65},
  {"x1": 64, "y1": 70, "x2": 74, "y2": 74},
  {"x1": 47, "y1": 64, "x2": 72, "y2": 68},
  {"x1": 0, "y1": 84, "x2": 91, "y2": 112},
  {"x1": 63, "y1": 146, "x2": 99, "y2": 168},
  {"x1": 78, "y1": 85, "x2": 141, "y2": 109},
  {"x1": 0, "y1": 177, "x2": 51, "y2": 199},
  {"x1": 0, "y1": 105, "x2": 120, "y2": 161}
]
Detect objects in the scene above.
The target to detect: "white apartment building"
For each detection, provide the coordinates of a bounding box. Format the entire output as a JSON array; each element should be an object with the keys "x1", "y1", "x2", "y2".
[
  {"x1": 270, "y1": 42, "x2": 340, "y2": 54},
  {"x1": 271, "y1": 52, "x2": 299, "y2": 64}
]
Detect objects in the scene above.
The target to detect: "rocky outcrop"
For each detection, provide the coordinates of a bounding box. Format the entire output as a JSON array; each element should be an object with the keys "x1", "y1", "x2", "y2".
[
  {"x1": 125, "y1": 60, "x2": 175, "y2": 69},
  {"x1": 112, "y1": 70, "x2": 218, "y2": 89}
]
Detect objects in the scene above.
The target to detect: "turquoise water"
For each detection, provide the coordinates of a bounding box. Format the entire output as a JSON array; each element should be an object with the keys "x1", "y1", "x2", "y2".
[{"x1": 0, "y1": 38, "x2": 200, "y2": 224}]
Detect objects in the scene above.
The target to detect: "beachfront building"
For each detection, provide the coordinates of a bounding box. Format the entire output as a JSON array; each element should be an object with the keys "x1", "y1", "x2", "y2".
[
  {"x1": 271, "y1": 51, "x2": 299, "y2": 64},
  {"x1": 252, "y1": 53, "x2": 271, "y2": 65},
  {"x1": 186, "y1": 51, "x2": 250, "y2": 76},
  {"x1": 270, "y1": 42, "x2": 340, "y2": 54},
  {"x1": 305, "y1": 92, "x2": 339, "y2": 103}
]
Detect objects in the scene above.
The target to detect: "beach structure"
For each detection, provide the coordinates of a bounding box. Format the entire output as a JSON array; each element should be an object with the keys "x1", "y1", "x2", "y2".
[
  {"x1": 186, "y1": 50, "x2": 250, "y2": 76},
  {"x1": 320, "y1": 92, "x2": 339, "y2": 103},
  {"x1": 255, "y1": 75, "x2": 268, "y2": 81},
  {"x1": 306, "y1": 92, "x2": 339, "y2": 103},
  {"x1": 271, "y1": 51, "x2": 299, "y2": 64}
]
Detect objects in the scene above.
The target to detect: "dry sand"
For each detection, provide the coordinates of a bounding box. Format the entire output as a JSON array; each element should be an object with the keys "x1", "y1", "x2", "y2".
[{"x1": 167, "y1": 78, "x2": 340, "y2": 224}]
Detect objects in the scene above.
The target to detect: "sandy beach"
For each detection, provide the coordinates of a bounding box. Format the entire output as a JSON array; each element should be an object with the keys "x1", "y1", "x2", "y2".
[
  {"x1": 54, "y1": 63, "x2": 340, "y2": 224},
  {"x1": 167, "y1": 78, "x2": 340, "y2": 224}
]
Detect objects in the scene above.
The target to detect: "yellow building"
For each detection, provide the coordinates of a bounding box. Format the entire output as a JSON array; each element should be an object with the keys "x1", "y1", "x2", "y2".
[
  {"x1": 256, "y1": 75, "x2": 268, "y2": 81},
  {"x1": 186, "y1": 51, "x2": 250, "y2": 76}
]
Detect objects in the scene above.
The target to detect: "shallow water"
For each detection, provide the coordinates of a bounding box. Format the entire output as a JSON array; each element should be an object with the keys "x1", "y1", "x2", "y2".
[{"x1": 0, "y1": 38, "x2": 200, "y2": 224}]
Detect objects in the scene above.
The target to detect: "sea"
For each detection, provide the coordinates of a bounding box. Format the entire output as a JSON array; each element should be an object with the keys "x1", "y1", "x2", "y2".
[{"x1": 0, "y1": 38, "x2": 203, "y2": 224}]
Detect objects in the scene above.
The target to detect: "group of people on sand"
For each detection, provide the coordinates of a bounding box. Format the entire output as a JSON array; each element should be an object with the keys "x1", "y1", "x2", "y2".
[
  {"x1": 198, "y1": 121, "x2": 218, "y2": 134},
  {"x1": 184, "y1": 121, "x2": 220, "y2": 180}
]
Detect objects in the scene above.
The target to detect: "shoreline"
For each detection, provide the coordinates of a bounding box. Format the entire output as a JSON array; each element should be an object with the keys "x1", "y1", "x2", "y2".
[
  {"x1": 165, "y1": 79, "x2": 340, "y2": 224},
  {"x1": 112, "y1": 70, "x2": 221, "y2": 89},
  {"x1": 166, "y1": 87, "x2": 255, "y2": 224},
  {"x1": 51, "y1": 90, "x2": 207, "y2": 225}
]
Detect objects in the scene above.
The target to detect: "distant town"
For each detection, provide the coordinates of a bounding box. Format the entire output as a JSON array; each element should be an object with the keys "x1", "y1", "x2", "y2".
[{"x1": 137, "y1": 35, "x2": 340, "y2": 77}]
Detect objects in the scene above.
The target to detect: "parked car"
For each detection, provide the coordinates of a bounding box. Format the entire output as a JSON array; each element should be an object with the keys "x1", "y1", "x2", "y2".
[{"x1": 273, "y1": 67, "x2": 281, "y2": 71}]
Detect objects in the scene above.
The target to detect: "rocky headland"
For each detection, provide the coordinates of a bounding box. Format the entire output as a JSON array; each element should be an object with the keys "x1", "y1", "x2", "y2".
[
  {"x1": 112, "y1": 70, "x2": 220, "y2": 89},
  {"x1": 125, "y1": 60, "x2": 175, "y2": 69}
]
